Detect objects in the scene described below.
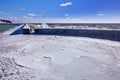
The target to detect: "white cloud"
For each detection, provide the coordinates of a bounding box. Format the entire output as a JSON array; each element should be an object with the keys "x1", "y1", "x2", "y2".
[
  {"x1": 60, "y1": 2, "x2": 73, "y2": 7},
  {"x1": 5, "y1": 13, "x2": 11, "y2": 15},
  {"x1": 22, "y1": 16, "x2": 28, "y2": 18},
  {"x1": 19, "y1": 8, "x2": 26, "y2": 11},
  {"x1": 65, "y1": 14, "x2": 69, "y2": 17},
  {"x1": 11, "y1": 14, "x2": 120, "y2": 23},
  {"x1": 27, "y1": 13, "x2": 36, "y2": 17},
  {"x1": 97, "y1": 13, "x2": 104, "y2": 16},
  {"x1": 0, "y1": 12, "x2": 3, "y2": 14},
  {"x1": 0, "y1": 12, "x2": 11, "y2": 15}
]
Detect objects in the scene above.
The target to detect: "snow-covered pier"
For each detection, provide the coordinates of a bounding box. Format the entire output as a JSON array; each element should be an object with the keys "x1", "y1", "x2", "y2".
[{"x1": 23, "y1": 23, "x2": 120, "y2": 41}]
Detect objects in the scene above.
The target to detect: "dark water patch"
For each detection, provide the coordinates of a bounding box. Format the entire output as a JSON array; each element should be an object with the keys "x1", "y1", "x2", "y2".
[{"x1": 0, "y1": 24, "x2": 20, "y2": 33}]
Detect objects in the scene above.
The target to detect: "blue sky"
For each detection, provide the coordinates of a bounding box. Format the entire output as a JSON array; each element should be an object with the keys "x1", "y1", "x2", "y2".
[{"x1": 0, "y1": 0, "x2": 120, "y2": 23}]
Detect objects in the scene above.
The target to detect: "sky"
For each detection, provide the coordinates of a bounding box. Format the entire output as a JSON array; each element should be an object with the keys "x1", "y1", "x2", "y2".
[{"x1": 0, "y1": 0, "x2": 120, "y2": 23}]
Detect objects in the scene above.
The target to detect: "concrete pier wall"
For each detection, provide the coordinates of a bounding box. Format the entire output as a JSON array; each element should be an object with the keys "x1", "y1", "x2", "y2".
[
  {"x1": 47, "y1": 23, "x2": 120, "y2": 29},
  {"x1": 35, "y1": 29, "x2": 120, "y2": 41},
  {"x1": 23, "y1": 24, "x2": 30, "y2": 34},
  {"x1": 23, "y1": 24, "x2": 120, "y2": 41}
]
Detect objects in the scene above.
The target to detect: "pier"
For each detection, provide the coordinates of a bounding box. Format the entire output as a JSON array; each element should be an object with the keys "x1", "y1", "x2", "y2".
[{"x1": 23, "y1": 23, "x2": 120, "y2": 41}]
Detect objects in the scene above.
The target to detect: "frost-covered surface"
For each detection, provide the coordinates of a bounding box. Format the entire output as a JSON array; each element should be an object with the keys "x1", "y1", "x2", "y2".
[
  {"x1": 25, "y1": 24, "x2": 120, "y2": 30},
  {"x1": 45, "y1": 24, "x2": 120, "y2": 30},
  {"x1": 0, "y1": 34, "x2": 120, "y2": 80}
]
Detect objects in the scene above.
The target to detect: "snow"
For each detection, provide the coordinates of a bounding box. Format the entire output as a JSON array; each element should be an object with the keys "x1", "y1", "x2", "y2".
[
  {"x1": 0, "y1": 33, "x2": 120, "y2": 80},
  {"x1": 0, "y1": 23, "x2": 120, "y2": 79}
]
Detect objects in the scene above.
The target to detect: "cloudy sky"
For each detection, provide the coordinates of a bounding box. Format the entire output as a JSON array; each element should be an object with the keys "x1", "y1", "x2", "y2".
[{"x1": 0, "y1": 0, "x2": 120, "y2": 23}]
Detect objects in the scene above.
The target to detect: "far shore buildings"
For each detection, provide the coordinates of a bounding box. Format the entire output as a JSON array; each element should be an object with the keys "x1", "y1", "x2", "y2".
[{"x1": 0, "y1": 19, "x2": 12, "y2": 24}]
